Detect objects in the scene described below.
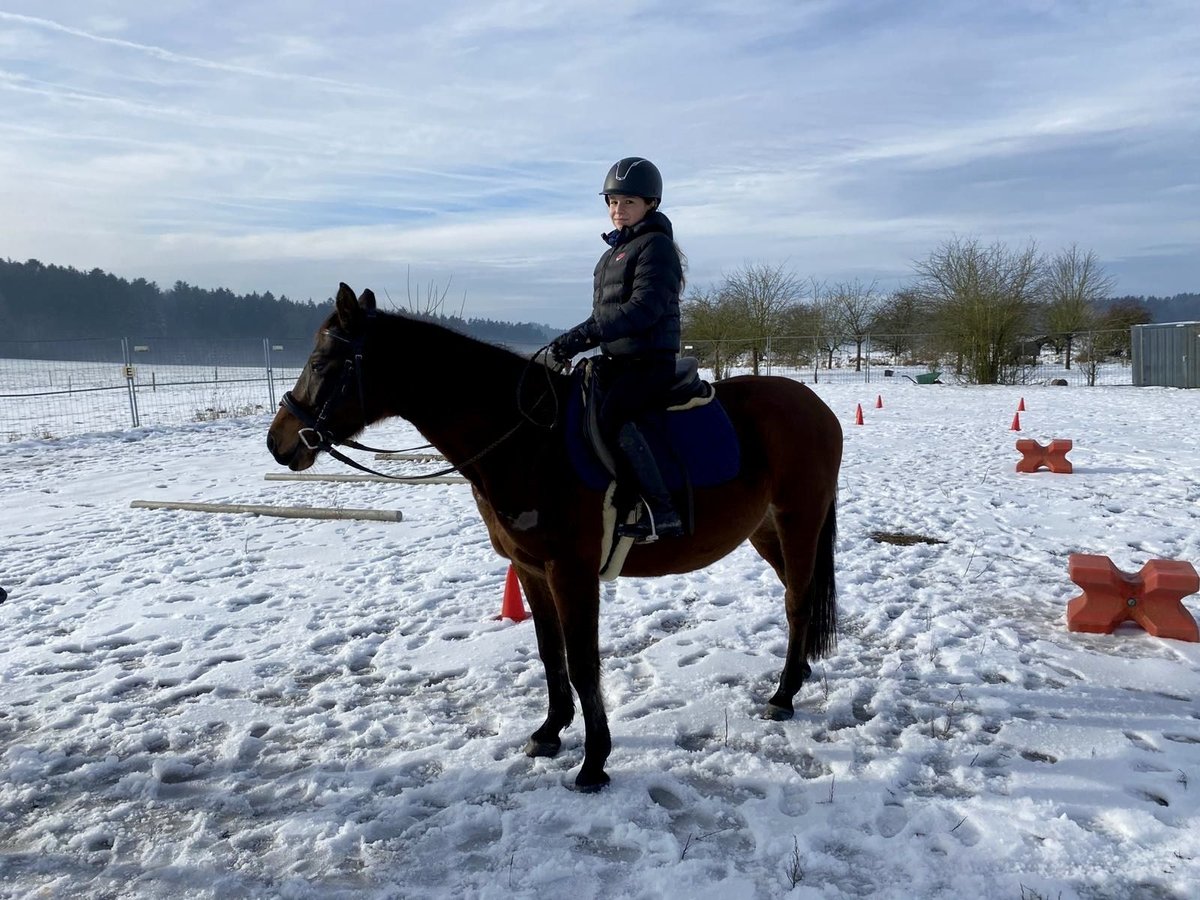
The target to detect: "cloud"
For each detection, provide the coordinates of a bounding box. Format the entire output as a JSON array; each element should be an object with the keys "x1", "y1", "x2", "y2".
[{"x1": 2, "y1": 1, "x2": 1199, "y2": 326}]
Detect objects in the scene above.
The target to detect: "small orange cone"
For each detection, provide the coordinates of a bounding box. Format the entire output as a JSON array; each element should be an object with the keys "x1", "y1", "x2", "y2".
[
  {"x1": 855, "y1": 404, "x2": 864, "y2": 425},
  {"x1": 496, "y1": 565, "x2": 528, "y2": 622},
  {"x1": 1010, "y1": 411, "x2": 1021, "y2": 431},
  {"x1": 875, "y1": 395, "x2": 883, "y2": 409},
  {"x1": 1018, "y1": 397, "x2": 1026, "y2": 411}
]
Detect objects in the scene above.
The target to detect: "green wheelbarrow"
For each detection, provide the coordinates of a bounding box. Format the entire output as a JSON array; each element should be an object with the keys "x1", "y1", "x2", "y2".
[{"x1": 906, "y1": 371, "x2": 942, "y2": 384}]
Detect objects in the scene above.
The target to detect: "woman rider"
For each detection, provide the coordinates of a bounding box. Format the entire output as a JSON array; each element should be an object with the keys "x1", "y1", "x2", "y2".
[{"x1": 549, "y1": 156, "x2": 685, "y2": 541}]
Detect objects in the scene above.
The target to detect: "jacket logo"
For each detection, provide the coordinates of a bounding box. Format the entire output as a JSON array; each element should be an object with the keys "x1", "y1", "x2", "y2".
[{"x1": 615, "y1": 252, "x2": 626, "y2": 261}]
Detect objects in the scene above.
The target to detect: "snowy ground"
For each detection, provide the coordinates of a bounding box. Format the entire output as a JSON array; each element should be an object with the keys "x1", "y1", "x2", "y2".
[{"x1": 1, "y1": 380, "x2": 1198, "y2": 899}]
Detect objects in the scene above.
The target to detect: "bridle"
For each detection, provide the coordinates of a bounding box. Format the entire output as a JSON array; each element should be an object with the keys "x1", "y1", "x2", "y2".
[{"x1": 279, "y1": 326, "x2": 561, "y2": 481}]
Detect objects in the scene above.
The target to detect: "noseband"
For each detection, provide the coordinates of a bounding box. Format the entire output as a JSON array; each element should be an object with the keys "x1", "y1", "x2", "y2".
[{"x1": 280, "y1": 329, "x2": 370, "y2": 453}]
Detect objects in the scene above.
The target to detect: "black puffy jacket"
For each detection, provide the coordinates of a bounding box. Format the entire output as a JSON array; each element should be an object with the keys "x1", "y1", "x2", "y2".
[{"x1": 584, "y1": 210, "x2": 682, "y2": 358}]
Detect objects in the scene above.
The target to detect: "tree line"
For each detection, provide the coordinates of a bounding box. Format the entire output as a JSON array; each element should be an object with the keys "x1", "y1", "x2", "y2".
[
  {"x1": 0, "y1": 258, "x2": 557, "y2": 348},
  {"x1": 2, "y1": 252, "x2": 1196, "y2": 382},
  {"x1": 681, "y1": 237, "x2": 1197, "y2": 384}
]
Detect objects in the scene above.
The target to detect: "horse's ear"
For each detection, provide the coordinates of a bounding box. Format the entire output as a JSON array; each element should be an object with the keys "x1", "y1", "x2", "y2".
[
  {"x1": 359, "y1": 289, "x2": 377, "y2": 314},
  {"x1": 335, "y1": 283, "x2": 361, "y2": 330}
]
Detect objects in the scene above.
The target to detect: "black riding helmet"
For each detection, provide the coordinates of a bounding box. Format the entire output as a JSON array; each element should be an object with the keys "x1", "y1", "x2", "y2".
[{"x1": 600, "y1": 157, "x2": 663, "y2": 203}]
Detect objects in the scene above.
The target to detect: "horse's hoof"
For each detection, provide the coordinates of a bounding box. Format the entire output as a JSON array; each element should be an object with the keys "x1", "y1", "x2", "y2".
[
  {"x1": 524, "y1": 738, "x2": 561, "y2": 758},
  {"x1": 763, "y1": 703, "x2": 794, "y2": 721},
  {"x1": 571, "y1": 770, "x2": 611, "y2": 793}
]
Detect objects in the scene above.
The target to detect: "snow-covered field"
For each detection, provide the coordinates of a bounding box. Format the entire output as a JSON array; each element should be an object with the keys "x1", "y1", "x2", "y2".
[{"x1": 1, "y1": 380, "x2": 1198, "y2": 899}]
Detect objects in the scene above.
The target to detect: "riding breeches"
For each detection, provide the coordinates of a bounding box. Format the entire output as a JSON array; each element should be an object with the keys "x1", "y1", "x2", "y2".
[{"x1": 594, "y1": 355, "x2": 677, "y2": 445}]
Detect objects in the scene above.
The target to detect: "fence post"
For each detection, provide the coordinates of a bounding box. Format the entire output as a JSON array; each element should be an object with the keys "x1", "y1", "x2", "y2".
[
  {"x1": 122, "y1": 338, "x2": 140, "y2": 428},
  {"x1": 264, "y1": 338, "x2": 277, "y2": 409}
]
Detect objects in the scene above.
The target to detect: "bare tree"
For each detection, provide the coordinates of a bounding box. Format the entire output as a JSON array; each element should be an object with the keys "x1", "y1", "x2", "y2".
[
  {"x1": 914, "y1": 236, "x2": 1044, "y2": 384},
  {"x1": 774, "y1": 292, "x2": 824, "y2": 368},
  {"x1": 808, "y1": 281, "x2": 845, "y2": 378},
  {"x1": 398, "y1": 266, "x2": 455, "y2": 317},
  {"x1": 871, "y1": 288, "x2": 928, "y2": 363},
  {"x1": 828, "y1": 279, "x2": 882, "y2": 371},
  {"x1": 681, "y1": 286, "x2": 746, "y2": 380},
  {"x1": 1044, "y1": 244, "x2": 1115, "y2": 370},
  {"x1": 719, "y1": 262, "x2": 805, "y2": 375}
]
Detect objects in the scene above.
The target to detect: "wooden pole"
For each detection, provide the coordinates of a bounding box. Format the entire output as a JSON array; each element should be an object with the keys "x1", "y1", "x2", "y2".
[
  {"x1": 264, "y1": 473, "x2": 468, "y2": 485},
  {"x1": 373, "y1": 452, "x2": 446, "y2": 461},
  {"x1": 130, "y1": 499, "x2": 403, "y2": 522}
]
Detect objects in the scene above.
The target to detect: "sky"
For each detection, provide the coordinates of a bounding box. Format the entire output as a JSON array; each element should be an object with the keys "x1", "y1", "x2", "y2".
[
  {"x1": 2, "y1": 1, "x2": 1199, "y2": 327},
  {"x1": 2, "y1": 376, "x2": 1199, "y2": 897}
]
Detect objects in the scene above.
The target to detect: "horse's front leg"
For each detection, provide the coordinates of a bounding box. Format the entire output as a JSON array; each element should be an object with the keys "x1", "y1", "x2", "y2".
[
  {"x1": 545, "y1": 560, "x2": 610, "y2": 791},
  {"x1": 517, "y1": 568, "x2": 574, "y2": 758}
]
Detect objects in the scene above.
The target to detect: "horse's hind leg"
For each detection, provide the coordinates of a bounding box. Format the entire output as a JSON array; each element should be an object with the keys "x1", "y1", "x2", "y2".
[
  {"x1": 518, "y1": 569, "x2": 575, "y2": 758},
  {"x1": 749, "y1": 501, "x2": 837, "y2": 720}
]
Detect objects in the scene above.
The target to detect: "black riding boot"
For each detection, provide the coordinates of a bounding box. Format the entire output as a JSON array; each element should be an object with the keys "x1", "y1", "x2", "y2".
[{"x1": 614, "y1": 422, "x2": 684, "y2": 541}]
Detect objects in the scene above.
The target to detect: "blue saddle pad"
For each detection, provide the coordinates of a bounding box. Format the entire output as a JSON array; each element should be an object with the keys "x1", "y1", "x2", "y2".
[{"x1": 565, "y1": 373, "x2": 741, "y2": 492}]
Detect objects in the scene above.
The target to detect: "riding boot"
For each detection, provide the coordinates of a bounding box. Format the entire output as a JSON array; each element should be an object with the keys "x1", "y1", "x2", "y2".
[{"x1": 614, "y1": 422, "x2": 684, "y2": 541}]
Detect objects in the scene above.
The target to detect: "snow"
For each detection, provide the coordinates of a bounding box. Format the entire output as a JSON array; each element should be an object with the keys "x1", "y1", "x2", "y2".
[{"x1": 2, "y1": 380, "x2": 1199, "y2": 899}]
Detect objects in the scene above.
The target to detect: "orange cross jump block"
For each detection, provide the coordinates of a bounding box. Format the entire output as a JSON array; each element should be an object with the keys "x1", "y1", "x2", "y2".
[
  {"x1": 1066, "y1": 554, "x2": 1199, "y2": 641},
  {"x1": 1016, "y1": 438, "x2": 1073, "y2": 473}
]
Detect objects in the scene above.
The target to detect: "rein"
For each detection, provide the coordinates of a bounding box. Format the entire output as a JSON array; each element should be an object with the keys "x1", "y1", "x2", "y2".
[{"x1": 281, "y1": 332, "x2": 562, "y2": 482}]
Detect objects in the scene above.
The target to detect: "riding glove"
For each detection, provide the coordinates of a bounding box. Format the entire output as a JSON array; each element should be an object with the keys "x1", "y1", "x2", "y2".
[{"x1": 550, "y1": 320, "x2": 598, "y2": 364}]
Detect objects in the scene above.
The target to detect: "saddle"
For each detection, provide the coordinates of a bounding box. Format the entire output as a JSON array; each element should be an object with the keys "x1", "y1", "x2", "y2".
[
  {"x1": 581, "y1": 356, "x2": 715, "y2": 479},
  {"x1": 565, "y1": 357, "x2": 741, "y2": 579}
]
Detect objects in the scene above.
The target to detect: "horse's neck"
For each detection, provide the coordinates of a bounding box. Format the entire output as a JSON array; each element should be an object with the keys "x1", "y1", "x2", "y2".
[{"x1": 375, "y1": 315, "x2": 549, "y2": 473}]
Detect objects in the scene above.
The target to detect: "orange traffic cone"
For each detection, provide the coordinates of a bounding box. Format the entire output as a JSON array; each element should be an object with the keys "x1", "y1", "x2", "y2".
[
  {"x1": 497, "y1": 565, "x2": 528, "y2": 622},
  {"x1": 875, "y1": 395, "x2": 883, "y2": 409},
  {"x1": 855, "y1": 404, "x2": 864, "y2": 425},
  {"x1": 1010, "y1": 411, "x2": 1021, "y2": 431},
  {"x1": 1018, "y1": 397, "x2": 1026, "y2": 411}
]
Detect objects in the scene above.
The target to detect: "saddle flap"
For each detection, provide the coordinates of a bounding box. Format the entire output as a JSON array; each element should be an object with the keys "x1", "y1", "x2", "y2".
[{"x1": 570, "y1": 359, "x2": 739, "y2": 493}]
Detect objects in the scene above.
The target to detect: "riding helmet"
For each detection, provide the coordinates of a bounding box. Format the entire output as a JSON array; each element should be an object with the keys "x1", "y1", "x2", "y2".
[{"x1": 600, "y1": 157, "x2": 663, "y2": 202}]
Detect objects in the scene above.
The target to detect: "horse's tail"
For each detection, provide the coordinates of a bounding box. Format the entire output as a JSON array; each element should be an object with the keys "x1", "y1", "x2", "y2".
[{"x1": 804, "y1": 495, "x2": 838, "y2": 660}]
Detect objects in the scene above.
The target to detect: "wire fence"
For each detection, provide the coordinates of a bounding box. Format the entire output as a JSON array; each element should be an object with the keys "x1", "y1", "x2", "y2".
[
  {"x1": 1, "y1": 330, "x2": 1135, "y2": 441},
  {"x1": 0, "y1": 337, "x2": 307, "y2": 441},
  {"x1": 683, "y1": 330, "x2": 1135, "y2": 387}
]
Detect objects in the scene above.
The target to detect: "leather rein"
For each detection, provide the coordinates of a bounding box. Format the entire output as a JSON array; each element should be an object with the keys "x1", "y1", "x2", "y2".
[{"x1": 279, "y1": 328, "x2": 556, "y2": 481}]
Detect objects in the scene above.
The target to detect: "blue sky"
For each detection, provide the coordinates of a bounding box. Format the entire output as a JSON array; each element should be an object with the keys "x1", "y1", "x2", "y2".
[{"x1": 2, "y1": 1, "x2": 1197, "y2": 327}]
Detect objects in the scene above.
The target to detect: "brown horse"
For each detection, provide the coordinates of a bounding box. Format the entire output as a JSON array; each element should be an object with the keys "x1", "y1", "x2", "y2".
[{"x1": 267, "y1": 284, "x2": 843, "y2": 790}]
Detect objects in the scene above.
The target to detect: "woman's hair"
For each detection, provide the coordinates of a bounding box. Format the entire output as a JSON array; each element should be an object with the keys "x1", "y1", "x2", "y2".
[{"x1": 675, "y1": 242, "x2": 688, "y2": 292}]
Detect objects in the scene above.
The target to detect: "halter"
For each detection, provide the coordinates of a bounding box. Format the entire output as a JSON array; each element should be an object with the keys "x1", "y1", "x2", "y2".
[{"x1": 279, "y1": 328, "x2": 560, "y2": 481}]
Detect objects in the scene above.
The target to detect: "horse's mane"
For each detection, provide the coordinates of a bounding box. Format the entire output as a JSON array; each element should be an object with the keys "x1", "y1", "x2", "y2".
[{"x1": 382, "y1": 310, "x2": 537, "y2": 370}]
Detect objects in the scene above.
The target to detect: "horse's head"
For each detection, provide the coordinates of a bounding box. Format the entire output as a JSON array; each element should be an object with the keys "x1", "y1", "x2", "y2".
[{"x1": 267, "y1": 282, "x2": 380, "y2": 470}]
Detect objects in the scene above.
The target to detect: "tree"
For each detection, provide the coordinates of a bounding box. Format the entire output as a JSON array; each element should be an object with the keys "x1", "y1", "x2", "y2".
[
  {"x1": 680, "y1": 286, "x2": 746, "y2": 380},
  {"x1": 914, "y1": 236, "x2": 1044, "y2": 384},
  {"x1": 807, "y1": 282, "x2": 845, "y2": 376},
  {"x1": 718, "y1": 262, "x2": 804, "y2": 375},
  {"x1": 870, "y1": 288, "x2": 928, "y2": 363},
  {"x1": 774, "y1": 295, "x2": 824, "y2": 369},
  {"x1": 1043, "y1": 245, "x2": 1115, "y2": 370},
  {"x1": 1092, "y1": 297, "x2": 1152, "y2": 365},
  {"x1": 827, "y1": 279, "x2": 882, "y2": 371}
]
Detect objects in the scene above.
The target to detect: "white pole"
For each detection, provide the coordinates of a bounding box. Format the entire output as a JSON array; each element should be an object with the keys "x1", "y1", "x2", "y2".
[
  {"x1": 264, "y1": 473, "x2": 468, "y2": 485},
  {"x1": 130, "y1": 499, "x2": 403, "y2": 521}
]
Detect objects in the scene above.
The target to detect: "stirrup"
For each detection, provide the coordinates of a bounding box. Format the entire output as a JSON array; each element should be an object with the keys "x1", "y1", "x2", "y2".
[{"x1": 616, "y1": 505, "x2": 684, "y2": 544}]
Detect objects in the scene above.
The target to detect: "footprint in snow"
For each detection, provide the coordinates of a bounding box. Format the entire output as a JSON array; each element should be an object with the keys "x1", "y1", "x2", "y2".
[
  {"x1": 1124, "y1": 730, "x2": 1162, "y2": 753},
  {"x1": 875, "y1": 803, "x2": 907, "y2": 838},
  {"x1": 621, "y1": 698, "x2": 685, "y2": 721}
]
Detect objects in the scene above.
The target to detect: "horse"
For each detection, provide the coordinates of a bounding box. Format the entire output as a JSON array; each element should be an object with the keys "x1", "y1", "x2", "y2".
[{"x1": 267, "y1": 283, "x2": 843, "y2": 791}]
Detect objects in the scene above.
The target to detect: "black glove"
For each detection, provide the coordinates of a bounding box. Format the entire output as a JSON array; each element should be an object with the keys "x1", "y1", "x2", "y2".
[{"x1": 550, "y1": 321, "x2": 596, "y2": 365}]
